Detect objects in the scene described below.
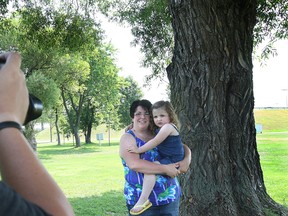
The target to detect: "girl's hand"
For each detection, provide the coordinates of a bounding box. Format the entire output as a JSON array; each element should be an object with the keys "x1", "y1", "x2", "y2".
[{"x1": 127, "y1": 144, "x2": 140, "y2": 154}]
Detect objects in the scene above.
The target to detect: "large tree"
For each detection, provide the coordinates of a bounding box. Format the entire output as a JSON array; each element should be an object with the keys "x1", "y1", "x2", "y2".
[
  {"x1": 167, "y1": 1, "x2": 284, "y2": 215},
  {"x1": 102, "y1": 0, "x2": 288, "y2": 215}
]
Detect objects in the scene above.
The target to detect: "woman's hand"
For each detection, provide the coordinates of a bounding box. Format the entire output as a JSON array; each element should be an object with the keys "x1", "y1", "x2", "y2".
[
  {"x1": 164, "y1": 163, "x2": 181, "y2": 178},
  {"x1": 177, "y1": 160, "x2": 189, "y2": 173},
  {"x1": 178, "y1": 144, "x2": 191, "y2": 173}
]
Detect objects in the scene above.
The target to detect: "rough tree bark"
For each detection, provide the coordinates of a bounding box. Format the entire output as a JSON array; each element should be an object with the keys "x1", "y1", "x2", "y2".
[{"x1": 167, "y1": 0, "x2": 287, "y2": 215}]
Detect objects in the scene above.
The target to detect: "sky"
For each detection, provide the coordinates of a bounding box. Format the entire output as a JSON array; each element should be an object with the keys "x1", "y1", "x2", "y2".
[
  {"x1": 101, "y1": 19, "x2": 169, "y2": 104},
  {"x1": 253, "y1": 40, "x2": 288, "y2": 107},
  {"x1": 101, "y1": 19, "x2": 288, "y2": 107}
]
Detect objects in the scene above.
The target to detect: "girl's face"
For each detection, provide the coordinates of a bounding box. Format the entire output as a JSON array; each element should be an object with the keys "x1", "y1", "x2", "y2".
[{"x1": 152, "y1": 107, "x2": 170, "y2": 128}]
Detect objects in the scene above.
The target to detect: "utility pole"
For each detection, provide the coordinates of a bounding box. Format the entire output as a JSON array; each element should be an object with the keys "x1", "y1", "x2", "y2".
[
  {"x1": 282, "y1": 89, "x2": 288, "y2": 107},
  {"x1": 108, "y1": 112, "x2": 111, "y2": 146}
]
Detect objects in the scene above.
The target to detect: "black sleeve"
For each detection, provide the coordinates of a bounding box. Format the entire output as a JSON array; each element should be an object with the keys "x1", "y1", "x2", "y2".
[{"x1": 0, "y1": 182, "x2": 51, "y2": 216}]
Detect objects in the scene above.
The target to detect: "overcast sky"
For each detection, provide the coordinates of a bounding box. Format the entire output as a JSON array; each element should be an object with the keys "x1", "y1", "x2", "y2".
[
  {"x1": 102, "y1": 19, "x2": 288, "y2": 107},
  {"x1": 253, "y1": 40, "x2": 288, "y2": 107}
]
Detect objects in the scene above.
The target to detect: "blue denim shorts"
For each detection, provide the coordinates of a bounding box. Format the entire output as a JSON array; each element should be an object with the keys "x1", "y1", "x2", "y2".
[{"x1": 127, "y1": 199, "x2": 180, "y2": 216}]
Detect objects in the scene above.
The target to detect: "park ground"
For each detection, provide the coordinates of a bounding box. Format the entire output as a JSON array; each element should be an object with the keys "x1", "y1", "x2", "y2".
[{"x1": 35, "y1": 109, "x2": 288, "y2": 215}]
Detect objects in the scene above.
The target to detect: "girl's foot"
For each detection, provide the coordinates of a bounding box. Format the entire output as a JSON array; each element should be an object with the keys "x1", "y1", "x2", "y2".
[{"x1": 130, "y1": 200, "x2": 152, "y2": 215}]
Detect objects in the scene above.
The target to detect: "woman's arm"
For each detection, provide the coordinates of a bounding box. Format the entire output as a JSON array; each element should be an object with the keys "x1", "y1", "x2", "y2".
[
  {"x1": 177, "y1": 144, "x2": 191, "y2": 173},
  {"x1": 120, "y1": 133, "x2": 180, "y2": 178}
]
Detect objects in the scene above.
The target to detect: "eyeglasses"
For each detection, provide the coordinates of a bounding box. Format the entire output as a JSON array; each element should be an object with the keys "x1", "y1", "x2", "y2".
[{"x1": 134, "y1": 112, "x2": 150, "y2": 117}]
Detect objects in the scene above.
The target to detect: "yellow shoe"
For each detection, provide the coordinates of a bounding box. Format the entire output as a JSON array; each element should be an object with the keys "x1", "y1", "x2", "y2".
[{"x1": 130, "y1": 200, "x2": 152, "y2": 215}]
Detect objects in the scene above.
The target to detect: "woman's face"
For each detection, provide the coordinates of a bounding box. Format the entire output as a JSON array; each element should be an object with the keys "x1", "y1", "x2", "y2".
[{"x1": 133, "y1": 106, "x2": 150, "y2": 130}]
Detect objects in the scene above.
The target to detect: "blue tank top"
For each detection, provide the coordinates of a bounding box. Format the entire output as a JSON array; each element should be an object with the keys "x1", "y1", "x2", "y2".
[
  {"x1": 156, "y1": 124, "x2": 184, "y2": 164},
  {"x1": 121, "y1": 130, "x2": 181, "y2": 206}
]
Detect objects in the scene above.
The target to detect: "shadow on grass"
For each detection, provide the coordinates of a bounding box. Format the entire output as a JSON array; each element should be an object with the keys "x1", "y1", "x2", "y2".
[
  {"x1": 37, "y1": 142, "x2": 120, "y2": 160},
  {"x1": 37, "y1": 144, "x2": 99, "y2": 156},
  {"x1": 69, "y1": 190, "x2": 127, "y2": 216}
]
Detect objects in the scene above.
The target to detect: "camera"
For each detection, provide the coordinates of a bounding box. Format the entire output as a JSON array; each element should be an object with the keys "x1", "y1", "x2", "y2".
[{"x1": 0, "y1": 59, "x2": 43, "y2": 125}]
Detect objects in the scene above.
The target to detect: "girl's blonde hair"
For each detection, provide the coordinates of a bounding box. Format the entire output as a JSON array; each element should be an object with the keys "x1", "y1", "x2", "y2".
[{"x1": 151, "y1": 100, "x2": 180, "y2": 128}]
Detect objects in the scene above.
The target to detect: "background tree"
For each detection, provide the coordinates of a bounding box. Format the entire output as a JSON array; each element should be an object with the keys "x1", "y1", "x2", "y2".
[
  {"x1": 51, "y1": 54, "x2": 90, "y2": 147},
  {"x1": 254, "y1": 0, "x2": 288, "y2": 60},
  {"x1": 80, "y1": 45, "x2": 121, "y2": 144},
  {"x1": 0, "y1": 8, "x2": 69, "y2": 147},
  {"x1": 0, "y1": 10, "x2": 60, "y2": 148},
  {"x1": 1, "y1": 5, "x2": 124, "y2": 147},
  {"x1": 118, "y1": 76, "x2": 143, "y2": 128},
  {"x1": 26, "y1": 72, "x2": 61, "y2": 148}
]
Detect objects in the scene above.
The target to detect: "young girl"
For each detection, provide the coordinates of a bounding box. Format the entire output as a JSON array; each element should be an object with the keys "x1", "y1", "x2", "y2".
[{"x1": 127, "y1": 100, "x2": 184, "y2": 215}]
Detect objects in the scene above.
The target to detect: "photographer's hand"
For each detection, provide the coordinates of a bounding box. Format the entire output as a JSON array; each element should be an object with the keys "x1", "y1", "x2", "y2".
[
  {"x1": 0, "y1": 52, "x2": 74, "y2": 215},
  {"x1": 0, "y1": 52, "x2": 29, "y2": 124}
]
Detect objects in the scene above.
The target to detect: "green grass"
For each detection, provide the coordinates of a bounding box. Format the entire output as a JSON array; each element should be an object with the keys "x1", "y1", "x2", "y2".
[
  {"x1": 36, "y1": 135, "x2": 288, "y2": 215},
  {"x1": 37, "y1": 142, "x2": 127, "y2": 216},
  {"x1": 254, "y1": 108, "x2": 288, "y2": 206},
  {"x1": 257, "y1": 132, "x2": 288, "y2": 205},
  {"x1": 34, "y1": 110, "x2": 288, "y2": 215},
  {"x1": 254, "y1": 109, "x2": 288, "y2": 132}
]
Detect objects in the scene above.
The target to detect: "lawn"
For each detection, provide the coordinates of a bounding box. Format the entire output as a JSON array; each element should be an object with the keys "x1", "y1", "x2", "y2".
[
  {"x1": 254, "y1": 109, "x2": 288, "y2": 132},
  {"x1": 35, "y1": 109, "x2": 287, "y2": 215},
  {"x1": 38, "y1": 142, "x2": 127, "y2": 216},
  {"x1": 37, "y1": 132, "x2": 288, "y2": 215},
  {"x1": 257, "y1": 132, "x2": 288, "y2": 205}
]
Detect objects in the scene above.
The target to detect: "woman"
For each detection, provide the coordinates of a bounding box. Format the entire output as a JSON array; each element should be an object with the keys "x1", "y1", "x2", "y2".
[{"x1": 119, "y1": 99, "x2": 191, "y2": 215}]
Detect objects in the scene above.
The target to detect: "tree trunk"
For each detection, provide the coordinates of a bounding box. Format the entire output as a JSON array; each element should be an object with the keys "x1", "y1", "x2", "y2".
[
  {"x1": 85, "y1": 121, "x2": 92, "y2": 144},
  {"x1": 55, "y1": 108, "x2": 61, "y2": 145},
  {"x1": 85, "y1": 104, "x2": 95, "y2": 144},
  {"x1": 24, "y1": 123, "x2": 37, "y2": 151},
  {"x1": 61, "y1": 90, "x2": 83, "y2": 148},
  {"x1": 167, "y1": 1, "x2": 287, "y2": 215},
  {"x1": 50, "y1": 123, "x2": 53, "y2": 143},
  {"x1": 73, "y1": 126, "x2": 81, "y2": 147}
]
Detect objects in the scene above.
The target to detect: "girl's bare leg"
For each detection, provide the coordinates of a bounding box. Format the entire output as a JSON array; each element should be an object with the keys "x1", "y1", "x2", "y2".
[{"x1": 130, "y1": 173, "x2": 155, "y2": 213}]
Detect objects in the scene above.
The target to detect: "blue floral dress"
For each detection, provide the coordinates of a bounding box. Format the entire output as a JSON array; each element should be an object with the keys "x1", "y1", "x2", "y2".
[{"x1": 121, "y1": 130, "x2": 181, "y2": 206}]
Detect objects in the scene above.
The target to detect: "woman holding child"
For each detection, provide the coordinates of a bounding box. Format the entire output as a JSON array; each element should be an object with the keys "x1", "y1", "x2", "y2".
[{"x1": 119, "y1": 99, "x2": 191, "y2": 215}]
